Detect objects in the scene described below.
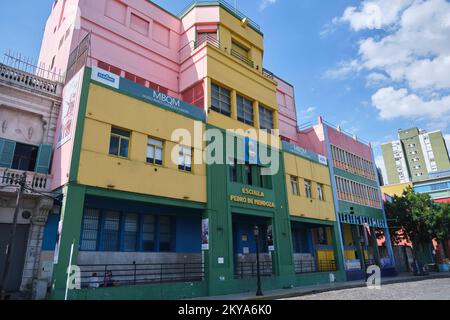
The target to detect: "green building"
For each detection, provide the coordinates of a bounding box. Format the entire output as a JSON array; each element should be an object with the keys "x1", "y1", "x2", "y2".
[{"x1": 381, "y1": 128, "x2": 450, "y2": 185}]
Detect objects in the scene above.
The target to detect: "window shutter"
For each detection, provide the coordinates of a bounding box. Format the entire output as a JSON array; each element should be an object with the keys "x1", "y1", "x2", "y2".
[
  {"x1": 0, "y1": 138, "x2": 16, "y2": 168},
  {"x1": 35, "y1": 144, "x2": 53, "y2": 174}
]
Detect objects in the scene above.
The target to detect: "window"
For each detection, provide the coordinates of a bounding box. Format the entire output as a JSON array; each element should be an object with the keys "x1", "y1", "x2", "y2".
[
  {"x1": 97, "y1": 60, "x2": 121, "y2": 76},
  {"x1": 178, "y1": 145, "x2": 192, "y2": 172},
  {"x1": 259, "y1": 105, "x2": 274, "y2": 132},
  {"x1": 147, "y1": 138, "x2": 163, "y2": 165},
  {"x1": 237, "y1": 95, "x2": 254, "y2": 126},
  {"x1": 291, "y1": 176, "x2": 299, "y2": 195},
  {"x1": 159, "y1": 216, "x2": 172, "y2": 252},
  {"x1": 80, "y1": 209, "x2": 100, "y2": 251},
  {"x1": 12, "y1": 143, "x2": 38, "y2": 171},
  {"x1": 123, "y1": 213, "x2": 138, "y2": 251},
  {"x1": 142, "y1": 215, "x2": 155, "y2": 252},
  {"x1": 317, "y1": 184, "x2": 324, "y2": 201},
  {"x1": 102, "y1": 211, "x2": 120, "y2": 251},
  {"x1": 109, "y1": 127, "x2": 130, "y2": 158},
  {"x1": 304, "y1": 180, "x2": 312, "y2": 198},
  {"x1": 211, "y1": 83, "x2": 231, "y2": 116},
  {"x1": 50, "y1": 56, "x2": 56, "y2": 70}
]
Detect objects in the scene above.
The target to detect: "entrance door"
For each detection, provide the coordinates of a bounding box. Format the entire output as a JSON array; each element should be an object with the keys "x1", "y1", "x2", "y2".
[{"x1": 0, "y1": 224, "x2": 30, "y2": 292}]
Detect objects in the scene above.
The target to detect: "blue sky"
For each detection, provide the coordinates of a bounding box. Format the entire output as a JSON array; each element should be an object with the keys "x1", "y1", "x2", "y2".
[{"x1": 1, "y1": 0, "x2": 449, "y2": 175}]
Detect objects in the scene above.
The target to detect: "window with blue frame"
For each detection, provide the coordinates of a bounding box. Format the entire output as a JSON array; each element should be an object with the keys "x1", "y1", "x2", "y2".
[
  {"x1": 123, "y1": 213, "x2": 138, "y2": 251},
  {"x1": 142, "y1": 215, "x2": 156, "y2": 251},
  {"x1": 80, "y1": 210, "x2": 175, "y2": 253},
  {"x1": 80, "y1": 209, "x2": 100, "y2": 251}
]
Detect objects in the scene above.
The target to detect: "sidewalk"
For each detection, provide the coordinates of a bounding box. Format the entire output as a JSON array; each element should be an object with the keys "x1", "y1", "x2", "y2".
[{"x1": 192, "y1": 272, "x2": 450, "y2": 300}]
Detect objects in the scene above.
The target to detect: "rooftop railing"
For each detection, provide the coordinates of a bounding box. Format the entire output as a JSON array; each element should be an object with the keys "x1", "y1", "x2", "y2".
[{"x1": 178, "y1": 0, "x2": 261, "y2": 33}]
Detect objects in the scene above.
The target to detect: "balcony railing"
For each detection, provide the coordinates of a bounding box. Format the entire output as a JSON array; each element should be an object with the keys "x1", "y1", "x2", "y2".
[
  {"x1": 234, "y1": 261, "x2": 273, "y2": 278},
  {"x1": 262, "y1": 68, "x2": 275, "y2": 80},
  {"x1": 294, "y1": 259, "x2": 337, "y2": 274},
  {"x1": 178, "y1": 0, "x2": 261, "y2": 33},
  {"x1": 0, "y1": 168, "x2": 52, "y2": 193},
  {"x1": 78, "y1": 262, "x2": 205, "y2": 288},
  {"x1": 0, "y1": 63, "x2": 62, "y2": 97},
  {"x1": 231, "y1": 49, "x2": 254, "y2": 68}
]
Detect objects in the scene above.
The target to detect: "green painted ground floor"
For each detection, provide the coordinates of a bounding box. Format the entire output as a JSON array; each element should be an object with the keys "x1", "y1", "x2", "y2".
[{"x1": 49, "y1": 183, "x2": 356, "y2": 300}]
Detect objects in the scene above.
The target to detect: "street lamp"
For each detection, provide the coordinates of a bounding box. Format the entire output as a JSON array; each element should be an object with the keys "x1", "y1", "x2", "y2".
[{"x1": 253, "y1": 225, "x2": 263, "y2": 296}]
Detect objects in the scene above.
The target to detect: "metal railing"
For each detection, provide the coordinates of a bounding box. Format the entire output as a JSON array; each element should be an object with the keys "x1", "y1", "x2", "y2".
[
  {"x1": 294, "y1": 260, "x2": 337, "y2": 274},
  {"x1": 322, "y1": 119, "x2": 371, "y2": 146},
  {"x1": 231, "y1": 49, "x2": 254, "y2": 68},
  {"x1": 178, "y1": 0, "x2": 261, "y2": 33},
  {"x1": 234, "y1": 261, "x2": 273, "y2": 278},
  {"x1": 0, "y1": 168, "x2": 52, "y2": 193},
  {"x1": 78, "y1": 262, "x2": 204, "y2": 288},
  {"x1": 2, "y1": 51, "x2": 64, "y2": 83},
  {"x1": 262, "y1": 68, "x2": 275, "y2": 80}
]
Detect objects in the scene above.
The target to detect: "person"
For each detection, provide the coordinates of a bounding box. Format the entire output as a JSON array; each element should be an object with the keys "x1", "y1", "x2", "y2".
[
  {"x1": 89, "y1": 272, "x2": 99, "y2": 289},
  {"x1": 103, "y1": 270, "x2": 114, "y2": 287}
]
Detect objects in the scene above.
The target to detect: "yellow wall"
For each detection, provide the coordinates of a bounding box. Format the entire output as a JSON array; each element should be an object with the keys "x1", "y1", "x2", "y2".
[
  {"x1": 283, "y1": 153, "x2": 336, "y2": 221},
  {"x1": 381, "y1": 182, "x2": 411, "y2": 197},
  {"x1": 77, "y1": 84, "x2": 207, "y2": 203},
  {"x1": 218, "y1": 8, "x2": 264, "y2": 69}
]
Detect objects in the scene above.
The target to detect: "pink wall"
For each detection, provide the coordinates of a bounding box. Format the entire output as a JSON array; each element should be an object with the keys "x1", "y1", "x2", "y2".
[
  {"x1": 327, "y1": 126, "x2": 373, "y2": 160},
  {"x1": 39, "y1": 1, "x2": 223, "y2": 100}
]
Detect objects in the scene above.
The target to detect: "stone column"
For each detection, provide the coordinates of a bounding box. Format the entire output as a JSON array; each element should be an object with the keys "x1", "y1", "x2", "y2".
[{"x1": 20, "y1": 197, "x2": 53, "y2": 299}]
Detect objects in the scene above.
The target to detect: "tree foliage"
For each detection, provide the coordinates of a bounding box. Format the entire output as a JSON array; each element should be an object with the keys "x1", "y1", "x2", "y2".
[{"x1": 384, "y1": 186, "x2": 450, "y2": 248}]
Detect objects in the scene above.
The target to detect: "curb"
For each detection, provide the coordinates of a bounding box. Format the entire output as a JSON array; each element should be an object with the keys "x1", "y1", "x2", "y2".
[{"x1": 244, "y1": 273, "x2": 450, "y2": 300}]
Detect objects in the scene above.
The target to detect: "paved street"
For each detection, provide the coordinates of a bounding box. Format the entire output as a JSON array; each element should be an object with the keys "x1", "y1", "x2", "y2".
[{"x1": 283, "y1": 278, "x2": 450, "y2": 300}]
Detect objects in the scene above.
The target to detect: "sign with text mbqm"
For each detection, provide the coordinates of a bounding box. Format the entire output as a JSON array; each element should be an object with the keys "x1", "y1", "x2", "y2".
[{"x1": 90, "y1": 67, "x2": 206, "y2": 122}]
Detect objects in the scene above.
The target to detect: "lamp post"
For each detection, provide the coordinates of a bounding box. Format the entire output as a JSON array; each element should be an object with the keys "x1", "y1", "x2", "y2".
[{"x1": 253, "y1": 225, "x2": 263, "y2": 296}]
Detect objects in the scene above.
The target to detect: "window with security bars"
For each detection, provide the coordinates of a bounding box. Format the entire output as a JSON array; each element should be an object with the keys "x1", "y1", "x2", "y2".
[
  {"x1": 142, "y1": 215, "x2": 155, "y2": 252},
  {"x1": 102, "y1": 211, "x2": 120, "y2": 251},
  {"x1": 147, "y1": 138, "x2": 163, "y2": 165},
  {"x1": 211, "y1": 83, "x2": 231, "y2": 116},
  {"x1": 159, "y1": 216, "x2": 172, "y2": 252},
  {"x1": 259, "y1": 105, "x2": 274, "y2": 132},
  {"x1": 237, "y1": 95, "x2": 254, "y2": 126},
  {"x1": 317, "y1": 184, "x2": 325, "y2": 201},
  {"x1": 80, "y1": 209, "x2": 100, "y2": 251},
  {"x1": 123, "y1": 213, "x2": 138, "y2": 252}
]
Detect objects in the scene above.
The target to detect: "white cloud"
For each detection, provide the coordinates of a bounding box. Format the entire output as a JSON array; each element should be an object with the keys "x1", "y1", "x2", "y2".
[
  {"x1": 371, "y1": 87, "x2": 450, "y2": 120},
  {"x1": 305, "y1": 107, "x2": 316, "y2": 113},
  {"x1": 340, "y1": 0, "x2": 413, "y2": 31},
  {"x1": 331, "y1": 0, "x2": 450, "y2": 123},
  {"x1": 324, "y1": 59, "x2": 362, "y2": 79},
  {"x1": 366, "y1": 72, "x2": 389, "y2": 86},
  {"x1": 259, "y1": 0, "x2": 277, "y2": 12}
]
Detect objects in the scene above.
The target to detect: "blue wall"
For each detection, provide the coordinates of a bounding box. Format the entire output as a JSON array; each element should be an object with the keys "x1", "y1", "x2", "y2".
[
  {"x1": 42, "y1": 213, "x2": 60, "y2": 251},
  {"x1": 175, "y1": 215, "x2": 201, "y2": 253}
]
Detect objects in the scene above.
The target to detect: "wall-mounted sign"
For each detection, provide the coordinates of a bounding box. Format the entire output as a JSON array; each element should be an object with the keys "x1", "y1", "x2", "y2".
[
  {"x1": 90, "y1": 67, "x2": 206, "y2": 121},
  {"x1": 282, "y1": 140, "x2": 328, "y2": 166},
  {"x1": 91, "y1": 66, "x2": 120, "y2": 89},
  {"x1": 230, "y1": 194, "x2": 275, "y2": 208},
  {"x1": 346, "y1": 259, "x2": 362, "y2": 270}
]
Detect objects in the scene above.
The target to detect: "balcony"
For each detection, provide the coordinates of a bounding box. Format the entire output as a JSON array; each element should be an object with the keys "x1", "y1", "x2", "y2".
[
  {"x1": 0, "y1": 168, "x2": 53, "y2": 194},
  {"x1": 0, "y1": 63, "x2": 62, "y2": 97},
  {"x1": 179, "y1": 34, "x2": 275, "y2": 84}
]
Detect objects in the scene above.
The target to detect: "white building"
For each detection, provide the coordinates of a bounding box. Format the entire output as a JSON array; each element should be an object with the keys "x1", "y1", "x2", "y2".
[{"x1": 0, "y1": 54, "x2": 62, "y2": 299}]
